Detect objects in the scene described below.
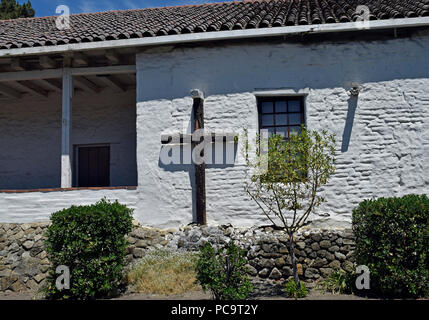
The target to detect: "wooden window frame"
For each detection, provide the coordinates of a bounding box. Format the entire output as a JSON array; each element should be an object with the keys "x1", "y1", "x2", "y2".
[{"x1": 257, "y1": 96, "x2": 306, "y2": 138}]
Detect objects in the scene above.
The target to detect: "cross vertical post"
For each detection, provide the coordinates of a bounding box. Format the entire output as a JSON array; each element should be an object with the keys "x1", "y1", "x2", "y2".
[{"x1": 191, "y1": 89, "x2": 206, "y2": 225}]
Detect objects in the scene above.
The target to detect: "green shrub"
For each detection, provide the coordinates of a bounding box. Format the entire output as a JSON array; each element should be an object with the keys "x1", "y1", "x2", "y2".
[
  {"x1": 195, "y1": 241, "x2": 253, "y2": 300},
  {"x1": 352, "y1": 194, "x2": 429, "y2": 298},
  {"x1": 319, "y1": 269, "x2": 354, "y2": 294},
  {"x1": 44, "y1": 198, "x2": 133, "y2": 299},
  {"x1": 284, "y1": 278, "x2": 308, "y2": 299}
]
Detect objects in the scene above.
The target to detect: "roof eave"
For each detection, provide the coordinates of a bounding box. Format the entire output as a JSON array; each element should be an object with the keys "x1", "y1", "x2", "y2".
[{"x1": 1, "y1": 17, "x2": 429, "y2": 58}]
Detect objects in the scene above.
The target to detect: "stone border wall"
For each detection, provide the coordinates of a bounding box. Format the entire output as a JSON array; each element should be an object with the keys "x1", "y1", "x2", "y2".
[{"x1": 0, "y1": 221, "x2": 355, "y2": 295}]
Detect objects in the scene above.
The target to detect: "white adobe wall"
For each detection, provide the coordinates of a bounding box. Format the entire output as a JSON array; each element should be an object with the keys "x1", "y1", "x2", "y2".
[
  {"x1": 135, "y1": 34, "x2": 429, "y2": 229},
  {"x1": 0, "y1": 90, "x2": 137, "y2": 189},
  {"x1": 0, "y1": 188, "x2": 138, "y2": 222}
]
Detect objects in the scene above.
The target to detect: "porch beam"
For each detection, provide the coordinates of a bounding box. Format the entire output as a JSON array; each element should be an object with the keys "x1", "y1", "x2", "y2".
[
  {"x1": 39, "y1": 56, "x2": 57, "y2": 69},
  {"x1": 74, "y1": 76, "x2": 101, "y2": 93},
  {"x1": 99, "y1": 76, "x2": 127, "y2": 92},
  {"x1": 11, "y1": 58, "x2": 26, "y2": 71},
  {"x1": 72, "y1": 52, "x2": 90, "y2": 66},
  {"x1": 70, "y1": 65, "x2": 136, "y2": 76},
  {"x1": 0, "y1": 69, "x2": 62, "y2": 82},
  {"x1": 38, "y1": 79, "x2": 62, "y2": 92},
  {"x1": 0, "y1": 65, "x2": 136, "y2": 82},
  {"x1": 0, "y1": 83, "x2": 22, "y2": 99},
  {"x1": 61, "y1": 68, "x2": 73, "y2": 188},
  {"x1": 14, "y1": 81, "x2": 49, "y2": 98},
  {"x1": 105, "y1": 50, "x2": 120, "y2": 65}
]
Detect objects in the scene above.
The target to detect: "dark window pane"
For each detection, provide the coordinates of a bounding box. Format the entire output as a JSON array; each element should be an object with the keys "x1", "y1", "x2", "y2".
[
  {"x1": 261, "y1": 101, "x2": 273, "y2": 113},
  {"x1": 262, "y1": 114, "x2": 274, "y2": 126},
  {"x1": 275, "y1": 114, "x2": 287, "y2": 125},
  {"x1": 276, "y1": 126, "x2": 288, "y2": 138},
  {"x1": 275, "y1": 101, "x2": 287, "y2": 113},
  {"x1": 288, "y1": 99, "x2": 301, "y2": 112},
  {"x1": 288, "y1": 113, "x2": 302, "y2": 125},
  {"x1": 289, "y1": 126, "x2": 301, "y2": 136}
]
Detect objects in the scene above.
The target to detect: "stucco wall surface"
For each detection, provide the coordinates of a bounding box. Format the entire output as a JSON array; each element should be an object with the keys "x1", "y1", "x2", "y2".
[{"x1": 135, "y1": 34, "x2": 429, "y2": 228}]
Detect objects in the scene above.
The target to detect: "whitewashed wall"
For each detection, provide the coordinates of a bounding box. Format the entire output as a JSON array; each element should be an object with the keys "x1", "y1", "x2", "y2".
[
  {"x1": 136, "y1": 34, "x2": 429, "y2": 229},
  {"x1": 0, "y1": 90, "x2": 137, "y2": 189},
  {"x1": 0, "y1": 188, "x2": 138, "y2": 222}
]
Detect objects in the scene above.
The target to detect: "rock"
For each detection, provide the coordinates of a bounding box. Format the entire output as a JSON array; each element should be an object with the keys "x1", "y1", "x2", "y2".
[
  {"x1": 21, "y1": 224, "x2": 31, "y2": 231},
  {"x1": 127, "y1": 237, "x2": 137, "y2": 245},
  {"x1": 329, "y1": 260, "x2": 341, "y2": 269},
  {"x1": 319, "y1": 240, "x2": 331, "y2": 249},
  {"x1": 282, "y1": 266, "x2": 293, "y2": 276},
  {"x1": 311, "y1": 233, "x2": 322, "y2": 242},
  {"x1": 304, "y1": 268, "x2": 319, "y2": 279},
  {"x1": 317, "y1": 249, "x2": 328, "y2": 258},
  {"x1": 245, "y1": 264, "x2": 258, "y2": 277},
  {"x1": 30, "y1": 247, "x2": 43, "y2": 257},
  {"x1": 311, "y1": 243, "x2": 320, "y2": 251},
  {"x1": 34, "y1": 274, "x2": 46, "y2": 283},
  {"x1": 133, "y1": 248, "x2": 145, "y2": 258},
  {"x1": 258, "y1": 268, "x2": 270, "y2": 278},
  {"x1": 328, "y1": 245, "x2": 340, "y2": 253},
  {"x1": 269, "y1": 267, "x2": 282, "y2": 280},
  {"x1": 135, "y1": 240, "x2": 147, "y2": 248},
  {"x1": 342, "y1": 261, "x2": 355, "y2": 273},
  {"x1": 275, "y1": 257, "x2": 286, "y2": 268},
  {"x1": 259, "y1": 258, "x2": 275, "y2": 269},
  {"x1": 313, "y1": 257, "x2": 328, "y2": 268},
  {"x1": 320, "y1": 268, "x2": 334, "y2": 277},
  {"x1": 296, "y1": 241, "x2": 306, "y2": 250},
  {"x1": 10, "y1": 280, "x2": 25, "y2": 292},
  {"x1": 22, "y1": 240, "x2": 34, "y2": 250},
  {"x1": 335, "y1": 252, "x2": 346, "y2": 261}
]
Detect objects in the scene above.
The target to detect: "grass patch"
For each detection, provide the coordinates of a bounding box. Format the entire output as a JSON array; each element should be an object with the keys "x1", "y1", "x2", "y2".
[{"x1": 126, "y1": 250, "x2": 201, "y2": 295}]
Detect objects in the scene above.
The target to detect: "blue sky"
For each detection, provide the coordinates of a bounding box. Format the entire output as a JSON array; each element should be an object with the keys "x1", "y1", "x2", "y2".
[{"x1": 29, "y1": 0, "x2": 229, "y2": 17}]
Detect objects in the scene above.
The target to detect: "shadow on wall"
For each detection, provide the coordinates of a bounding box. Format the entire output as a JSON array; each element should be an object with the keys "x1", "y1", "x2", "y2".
[
  {"x1": 341, "y1": 95, "x2": 359, "y2": 153},
  {"x1": 137, "y1": 38, "x2": 429, "y2": 101},
  {"x1": 158, "y1": 141, "x2": 238, "y2": 222}
]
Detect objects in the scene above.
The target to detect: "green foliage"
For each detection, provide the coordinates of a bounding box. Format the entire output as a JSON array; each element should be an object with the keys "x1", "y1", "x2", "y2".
[
  {"x1": 195, "y1": 242, "x2": 253, "y2": 300},
  {"x1": 0, "y1": 0, "x2": 34, "y2": 20},
  {"x1": 319, "y1": 269, "x2": 354, "y2": 294},
  {"x1": 244, "y1": 126, "x2": 336, "y2": 287},
  {"x1": 284, "y1": 278, "x2": 308, "y2": 299},
  {"x1": 44, "y1": 199, "x2": 133, "y2": 300},
  {"x1": 352, "y1": 194, "x2": 429, "y2": 298},
  {"x1": 244, "y1": 126, "x2": 336, "y2": 234}
]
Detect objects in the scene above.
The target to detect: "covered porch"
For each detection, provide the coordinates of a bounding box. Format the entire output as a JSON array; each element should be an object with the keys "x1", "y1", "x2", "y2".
[{"x1": 0, "y1": 49, "x2": 139, "y2": 221}]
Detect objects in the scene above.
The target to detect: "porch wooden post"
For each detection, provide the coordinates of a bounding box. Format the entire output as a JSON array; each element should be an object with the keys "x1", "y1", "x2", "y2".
[
  {"x1": 191, "y1": 89, "x2": 206, "y2": 225},
  {"x1": 61, "y1": 68, "x2": 73, "y2": 188}
]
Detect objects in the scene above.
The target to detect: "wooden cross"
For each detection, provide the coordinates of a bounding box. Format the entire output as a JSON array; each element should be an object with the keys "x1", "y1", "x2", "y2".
[
  {"x1": 191, "y1": 89, "x2": 206, "y2": 225},
  {"x1": 160, "y1": 89, "x2": 238, "y2": 226}
]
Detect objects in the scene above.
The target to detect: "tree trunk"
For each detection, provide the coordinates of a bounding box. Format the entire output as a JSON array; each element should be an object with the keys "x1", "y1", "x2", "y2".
[{"x1": 288, "y1": 232, "x2": 300, "y2": 287}]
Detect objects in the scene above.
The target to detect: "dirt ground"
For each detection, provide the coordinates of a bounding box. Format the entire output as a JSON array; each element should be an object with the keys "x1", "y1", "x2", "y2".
[{"x1": 0, "y1": 289, "x2": 373, "y2": 300}]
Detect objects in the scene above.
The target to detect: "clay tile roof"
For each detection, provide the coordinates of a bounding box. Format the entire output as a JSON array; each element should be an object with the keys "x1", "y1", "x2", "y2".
[{"x1": 0, "y1": 0, "x2": 428, "y2": 50}]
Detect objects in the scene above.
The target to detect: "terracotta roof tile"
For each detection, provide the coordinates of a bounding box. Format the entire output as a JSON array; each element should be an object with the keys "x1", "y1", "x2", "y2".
[{"x1": 0, "y1": 0, "x2": 428, "y2": 50}]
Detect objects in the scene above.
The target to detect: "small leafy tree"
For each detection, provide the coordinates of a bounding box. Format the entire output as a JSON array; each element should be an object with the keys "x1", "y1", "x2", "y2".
[
  {"x1": 195, "y1": 242, "x2": 253, "y2": 300},
  {"x1": 244, "y1": 126, "x2": 336, "y2": 288}
]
